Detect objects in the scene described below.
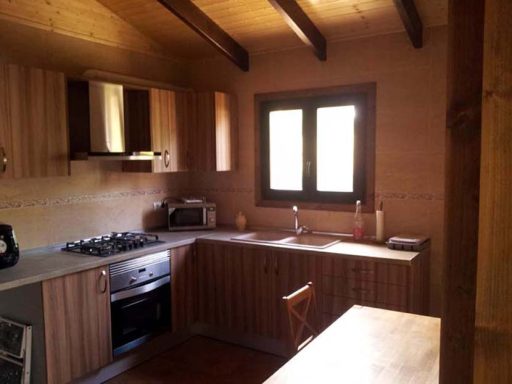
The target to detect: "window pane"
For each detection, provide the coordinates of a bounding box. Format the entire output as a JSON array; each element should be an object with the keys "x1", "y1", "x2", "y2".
[
  {"x1": 317, "y1": 106, "x2": 355, "y2": 192},
  {"x1": 269, "y1": 110, "x2": 303, "y2": 191}
]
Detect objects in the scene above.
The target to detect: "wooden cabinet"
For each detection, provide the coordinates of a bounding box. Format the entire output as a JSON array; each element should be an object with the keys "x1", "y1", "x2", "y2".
[
  {"x1": 196, "y1": 241, "x2": 428, "y2": 350},
  {"x1": 124, "y1": 88, "x2": 191, "y2": 173},
  {"x1": 320, "y1": 251, "x2": 429, "y2": 329},
  {"x1": 42, "y1": 267, "x2": 112, "y2": 384},
  {"x1": 195, "y1": 242, "x2": 321, "y2": 346},
  {"x1": 193, "y1": 91, "x2": 237, "y2": 171},
  {"x1": 171, "y1": 245, "x2": 197, "y2": 332},
  {"x1": 124, "y1": 89, "x2": 237, "y2": 173},
  {"x1": 0, "y1": 63, "x2": 68, "y2": 179}
]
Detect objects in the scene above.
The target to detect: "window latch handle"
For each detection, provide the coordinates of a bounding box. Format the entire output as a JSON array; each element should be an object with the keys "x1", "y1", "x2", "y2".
[{"x1": 305, "y1": 160, "x2": 312, "y2": 177}]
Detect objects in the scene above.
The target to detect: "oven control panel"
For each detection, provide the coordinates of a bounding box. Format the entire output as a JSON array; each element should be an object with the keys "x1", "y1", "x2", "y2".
[{"x1": 109, "y1": 250, "x2": 170, "y2": 293}]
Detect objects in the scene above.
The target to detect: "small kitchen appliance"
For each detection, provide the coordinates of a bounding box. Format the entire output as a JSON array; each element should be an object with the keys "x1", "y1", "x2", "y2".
[
  {"x1": 0, "y1": 224, "x2": 20, "y2": 270},
  {"x1": 168, "y1": 201, "x2": 216, "y2": 231}
]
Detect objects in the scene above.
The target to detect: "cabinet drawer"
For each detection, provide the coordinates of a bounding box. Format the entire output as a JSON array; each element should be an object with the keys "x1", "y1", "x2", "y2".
[
  {"x1": 322, "y1": 256, "x2": 409, "y2": 286},
  {"x1": 322, "y1": 277, "x2": 408, "y2": 307},
  {"x1": 322, "y1": 295, "x2": 405, "y2": 318}
]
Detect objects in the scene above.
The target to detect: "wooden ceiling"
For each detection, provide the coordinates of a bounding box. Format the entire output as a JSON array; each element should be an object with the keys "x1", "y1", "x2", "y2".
[
  {"x1": 96, "y1": 0, "x2": 447, "y2": 59},
  {"x1": 0, "y1": 0, "x2": 447, "y2": 70}
]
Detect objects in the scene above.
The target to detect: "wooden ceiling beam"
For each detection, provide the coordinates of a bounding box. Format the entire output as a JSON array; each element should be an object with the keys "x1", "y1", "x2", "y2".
[
  {"x1": 393, "y1": 0, "x2": 423, "y2": 48},
  {"x1": 268, "y1": 0, "x2": 326, "y2": 61},
  {"x1": 157, "y1": 0, "x2": 249, "y2": 71}
]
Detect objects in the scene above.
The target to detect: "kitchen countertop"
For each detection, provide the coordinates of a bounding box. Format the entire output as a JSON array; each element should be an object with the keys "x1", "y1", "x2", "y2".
[{"x1": 0, "y1": 228, "x2": 420, "y2": 293}]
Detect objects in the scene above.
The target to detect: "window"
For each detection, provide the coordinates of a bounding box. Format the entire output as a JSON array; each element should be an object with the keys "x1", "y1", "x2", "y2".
[{"x1": 255, "y1": 83, "x2": 375, "y2": 211}]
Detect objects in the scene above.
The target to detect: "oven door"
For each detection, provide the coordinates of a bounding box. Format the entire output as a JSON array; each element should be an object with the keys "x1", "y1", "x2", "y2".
[
  {"x1": 168, "y1": 207, "x2": 206, "y2": 230},
  {"x1": 110, "y1": 275, "x2": 171, "y2": 356}
]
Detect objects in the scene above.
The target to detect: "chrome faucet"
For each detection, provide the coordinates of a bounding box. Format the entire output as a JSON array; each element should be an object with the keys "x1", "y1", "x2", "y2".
[{"x1": 292, "y1": 205, "x2": 310, "y2": 235}]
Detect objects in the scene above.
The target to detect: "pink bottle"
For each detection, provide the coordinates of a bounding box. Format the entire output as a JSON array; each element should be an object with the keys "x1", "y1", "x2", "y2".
[{"x1": 353, "y1": 200, "x2": 365, "y2": 240}]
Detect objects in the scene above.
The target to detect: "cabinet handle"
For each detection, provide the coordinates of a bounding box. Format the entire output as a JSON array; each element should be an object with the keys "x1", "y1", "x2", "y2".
[
  {"x1": 351, "y1": 268, "x2": 374, "y2": 274},
  {"x1": 352, "y1": 287, "x2": 372, "y2": 294},
  {"x1": 263, "y1": 256, "x2": 268, "y2": 274},
  {"x1": 98, "y1": 270, "x2": 108, "y2": 294},
  {"x1": 0, "y1": 147, "x2": 6, "y2": 173},
  {"x1": 274, "y1": 257, "x2": 279, "y2": 276},
  {"x1": 164, "y1": 150, "x2": 170, "y2": 168}
]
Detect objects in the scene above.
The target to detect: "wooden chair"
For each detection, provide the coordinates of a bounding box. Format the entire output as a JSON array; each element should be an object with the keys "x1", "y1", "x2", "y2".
[{"x1": 282, "y1": 282, "x2": 319, "y2": 356}]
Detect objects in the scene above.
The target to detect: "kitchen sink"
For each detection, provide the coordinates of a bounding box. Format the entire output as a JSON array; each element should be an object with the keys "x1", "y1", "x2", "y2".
[
  {"x1": 232, "y1": 231, "x2": 292, "y2": 243},
  {"x1": 232, "y1": 231, "x2": 341, "y2": 249},
  {"x1": 279, "y1": 234, "x2": 341, "y2": 248}
]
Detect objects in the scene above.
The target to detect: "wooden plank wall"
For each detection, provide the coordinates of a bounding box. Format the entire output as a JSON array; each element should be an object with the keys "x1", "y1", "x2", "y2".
[
  {"x1": 440, "y1": 1, "x2": 485, "y2": 383},
  {"x1": 0, "y1": 0, "x2": 164, "y2": 56},
  {"x1": 474, "y1": 0, "x2": 512, "y2": 382}
]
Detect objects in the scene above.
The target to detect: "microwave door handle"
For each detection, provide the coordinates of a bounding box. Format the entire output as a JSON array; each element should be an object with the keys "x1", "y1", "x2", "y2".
[
  {"x1": 203, "y1": 207, "x2": 207, "y2": 225},
  {"x1": 110, "y1": 275, "x2": 170, "y2": 302}
]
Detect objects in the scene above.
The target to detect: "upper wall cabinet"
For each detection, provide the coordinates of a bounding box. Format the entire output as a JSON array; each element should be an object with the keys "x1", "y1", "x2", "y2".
[
  {"x1": 124, "y1": 88, "x2": 190, "y2": 173},
  {"x1": 123, "y1": 89, "x2": 237, "y2": 174},
  {"x1": 194, "y1": 91, "x2": 237, "y2": 172},
  {"x1": 0, "y1": 64, "x2": 68, "y2": 179}
]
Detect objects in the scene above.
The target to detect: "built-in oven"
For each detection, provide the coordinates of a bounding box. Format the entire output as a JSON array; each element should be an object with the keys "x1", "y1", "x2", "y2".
[{"x1": 109, "y1": 250, "x2": 171, "y2": 357}]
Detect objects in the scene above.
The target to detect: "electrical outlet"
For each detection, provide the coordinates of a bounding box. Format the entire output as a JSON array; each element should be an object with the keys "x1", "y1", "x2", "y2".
[{"x1": 153, "y1": 201, "x2": 161, "y2": 210}]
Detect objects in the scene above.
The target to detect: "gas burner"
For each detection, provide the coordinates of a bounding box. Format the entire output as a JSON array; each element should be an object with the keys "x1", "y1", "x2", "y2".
[{"x1": 62, "y1": 232, "x2": 162, "y2": 257}]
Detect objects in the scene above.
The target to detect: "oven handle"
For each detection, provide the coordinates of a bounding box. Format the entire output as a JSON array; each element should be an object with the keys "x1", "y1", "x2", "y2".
[{"x1": 110, "y1": 275, "x2": 170, "y2": 303}]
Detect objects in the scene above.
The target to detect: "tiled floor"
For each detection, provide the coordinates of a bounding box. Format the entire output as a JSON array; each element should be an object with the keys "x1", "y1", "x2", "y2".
[{"x1": 106, "y1": 336, "x2": 286, "y2": 384}]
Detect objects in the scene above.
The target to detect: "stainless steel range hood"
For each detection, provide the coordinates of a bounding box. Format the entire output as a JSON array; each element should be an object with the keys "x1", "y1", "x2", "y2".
[{"x1": 72, "y1": 81, "x2": 161, "y2": 161}]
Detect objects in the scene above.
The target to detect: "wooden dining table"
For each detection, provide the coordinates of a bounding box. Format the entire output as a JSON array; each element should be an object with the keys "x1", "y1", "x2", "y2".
[{"x1": 264, "y1": 305, "x2": 440, "y2": 383}]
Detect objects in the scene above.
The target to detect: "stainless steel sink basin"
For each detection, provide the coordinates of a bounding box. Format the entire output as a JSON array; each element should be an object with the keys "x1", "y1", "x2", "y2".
[
  {"x1": 279, "y1": 234, "x2": 341, "y2": 249},
  {"x1": 232, "y1": 231, "x2": 292, "y2": 243},
  {"x1": 232, "y1": 231, "x2": 341, "y2": 249}
]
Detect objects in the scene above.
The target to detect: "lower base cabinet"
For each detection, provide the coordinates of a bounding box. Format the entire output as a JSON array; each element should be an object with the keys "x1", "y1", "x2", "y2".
[
  {"x1": 42, "y1": 267, "x2": 112, "y2": 384},
  {"x1": 171, "y1": 245, "x2": 196, "y2": 332},
  {"x1": 195, "y1": 242, "x2": 323, "y2": 351},
  {"x1": 195, "y1": 241, "x2": 429, "y2": 353}
]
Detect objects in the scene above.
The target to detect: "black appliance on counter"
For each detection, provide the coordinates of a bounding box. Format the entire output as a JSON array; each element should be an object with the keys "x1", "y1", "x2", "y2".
[{"x1": 0, "y1": 224, "x2": 19, "y2": 269}]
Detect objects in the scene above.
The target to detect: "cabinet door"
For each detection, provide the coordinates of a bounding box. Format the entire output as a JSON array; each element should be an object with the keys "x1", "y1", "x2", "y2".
[
  {"x1": 5, "y1": 64, "x2": 68, "y2": 178},
  {"x1": 171, "y1": 245, "x2": 196, "y2": 331},
  {"x1": 272, "y1": 250, "x2": 322, "y2": 340},
  {"x1": 239, "y1": 246, "x2": 273, "y2": 337},
  {"x1": 0, "y1": 65, "x2": 13, "y2": 179},
  {"x1": 150, "y1": 89, "x2": 175, "y2": 172},
  {"x1": 194, "y1": 91, "x2": 237, "y2": 172},
  {"x1": 42, "y1": 267, "x2": 112, "y2": 384},
  {"x1": 196, "y1": 243, "x2": 273, "y2": 337}
]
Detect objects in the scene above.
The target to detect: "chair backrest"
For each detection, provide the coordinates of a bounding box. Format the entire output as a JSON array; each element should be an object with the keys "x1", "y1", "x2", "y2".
[{"x1": 282, "y1": 282, "x2": 318, "y2": 356}]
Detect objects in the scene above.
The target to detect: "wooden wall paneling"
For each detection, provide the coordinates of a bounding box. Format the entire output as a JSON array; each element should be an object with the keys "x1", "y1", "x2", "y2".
[
  {"x1": 7, "y1": 65, "x2": 68, "y2": 178},
  {"x1": 0, "y1": 0, "x2": 165, "y2": 57},
  {"x1": 42, "y1": 267, "x2": 112, "y2": 384},
  {"x1": 474, "y1": 0, "x2": 512, "y2": 381},
  {"x1": 0, "y1": 64, "x2": 13, "y2": 179},
  {"x1": 171, "y1": 245, "x2": 196, "y2": 332},
  {"x1": 440, "y1": 1, "x2": 484, "y2": 383}
]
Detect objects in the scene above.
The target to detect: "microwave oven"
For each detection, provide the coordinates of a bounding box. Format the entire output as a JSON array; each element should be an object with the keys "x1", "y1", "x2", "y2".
[{"x1": 168, "y1": 202, "x2": 216, "y2": 231}]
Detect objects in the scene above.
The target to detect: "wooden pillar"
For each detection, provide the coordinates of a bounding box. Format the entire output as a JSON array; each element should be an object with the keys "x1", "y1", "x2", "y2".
[
  {"x1": 440, "y1": 1, "x2": 485, "y2": 383},
  {"x1": 474, "y1": 0, "x2": 512, "y2": 382}
]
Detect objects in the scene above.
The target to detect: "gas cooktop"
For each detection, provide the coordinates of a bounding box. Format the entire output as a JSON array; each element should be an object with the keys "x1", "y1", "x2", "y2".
[{"x1": 62, "y1": 232, "x2": 163, "y2": 257}]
